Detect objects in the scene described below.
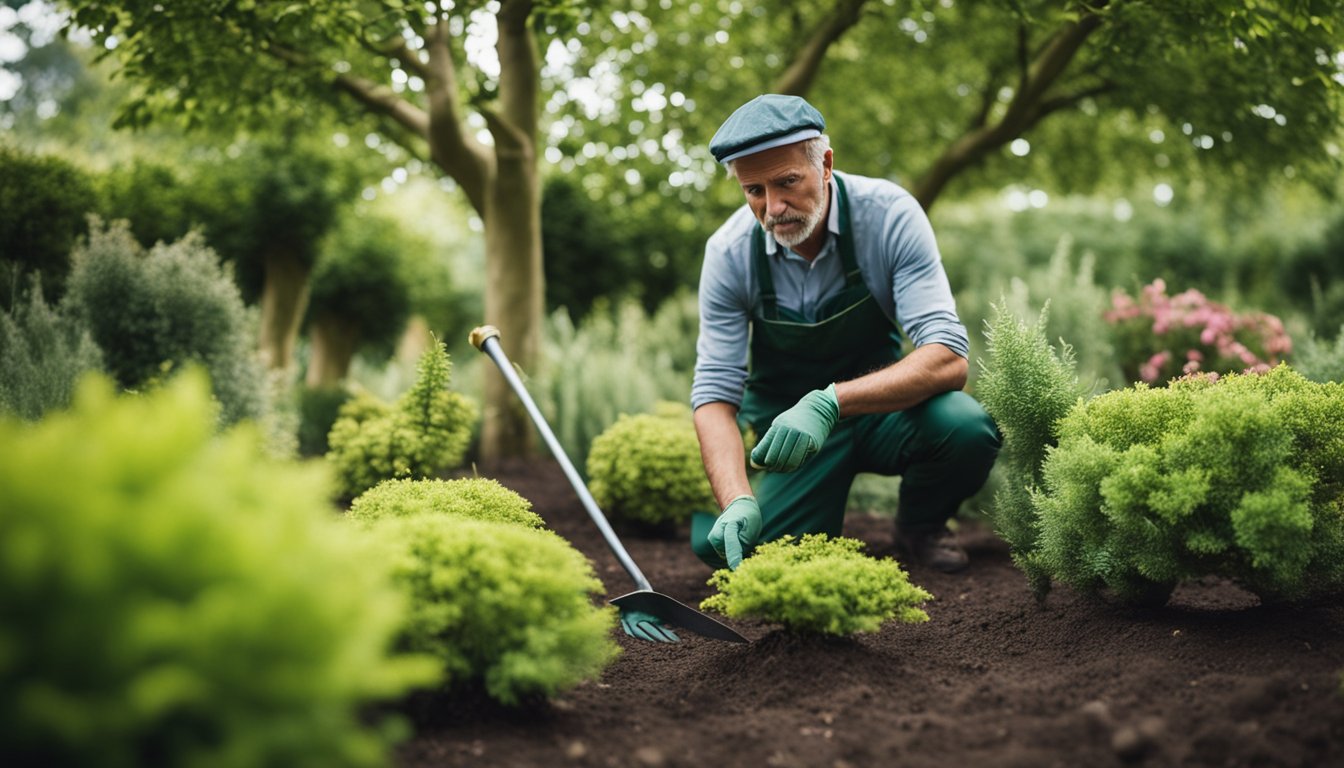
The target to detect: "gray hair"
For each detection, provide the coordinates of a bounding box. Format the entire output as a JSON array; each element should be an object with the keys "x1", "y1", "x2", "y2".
[{"x1": 725, "y1": 134, "x2": 831, "y2": 179}]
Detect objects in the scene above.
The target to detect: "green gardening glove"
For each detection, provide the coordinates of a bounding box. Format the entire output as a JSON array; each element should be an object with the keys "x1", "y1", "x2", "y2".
[
  {"x1": 707, "y1": 495, "x2": 762, "y2": 570},
  {"x1": 749, "y1": 384, "x2": 839, "y2": 472},
  {"x1": 619, "y1": 609, "x2": 680, "y2": 643}
]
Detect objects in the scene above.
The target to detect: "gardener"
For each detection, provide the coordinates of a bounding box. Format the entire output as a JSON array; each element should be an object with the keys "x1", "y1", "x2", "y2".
[{"x1": 691, "y1": 94, "x2": 1001, "y2": 577}]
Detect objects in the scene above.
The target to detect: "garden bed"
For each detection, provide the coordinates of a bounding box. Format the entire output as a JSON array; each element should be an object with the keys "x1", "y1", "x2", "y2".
[{"x1": 401, "y1": 459, "x2": 1344, "y2": 767}]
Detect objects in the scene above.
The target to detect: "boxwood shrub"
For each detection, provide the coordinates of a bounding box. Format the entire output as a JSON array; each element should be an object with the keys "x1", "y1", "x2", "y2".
[
  {"x1": 0, "y1": 370, "x2": 437, "y2": 768},
  {"x1": 327, "y1": 338, "x2": 477, "y2": 499},
  {"x1": 701, "y1": 534, "x2": 934, "y2": 635},
  {"x1": 586, "y1": 404, "x2": 714, "y2": 525},
  {"x1": 371, "y1": 515, "x2": 619, "y2": 706},
  {"x1": 349, "y1": 477, "x2": 544, "y2": 529}
]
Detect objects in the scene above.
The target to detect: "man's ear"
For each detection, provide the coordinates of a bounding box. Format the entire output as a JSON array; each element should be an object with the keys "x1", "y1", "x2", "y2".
[{"x1": 822, "y1": 149, "x2": 834, "y2": 182}]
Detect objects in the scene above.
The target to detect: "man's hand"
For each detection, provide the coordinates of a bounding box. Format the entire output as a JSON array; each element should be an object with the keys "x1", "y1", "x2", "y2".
[
  {"x1": 619, "y1": 609, "x2": 680, "y2": 643},
  {"x1": 749, "y1": 384, "x2": 839, "y2": 472},
  {"x1": 707, "y1": 495, "x2": 763, "y2": 569}
]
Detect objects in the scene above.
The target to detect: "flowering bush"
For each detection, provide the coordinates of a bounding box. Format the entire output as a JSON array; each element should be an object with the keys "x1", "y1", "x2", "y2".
[{"x1": 1105, "y1": 279, "x2": 1291, "y2": 385}]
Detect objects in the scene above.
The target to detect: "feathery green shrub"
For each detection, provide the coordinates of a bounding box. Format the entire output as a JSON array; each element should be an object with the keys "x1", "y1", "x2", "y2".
[
  {"x1": 587, "y1": 405, "x2": 713, "y2": 526},
  {"x1": 0, "y1": 282, "x2": 103, "y2": 420},
  {"x1": 349, "y1": 478, "x2": 544, "y2": 529},
  {"x1": 536, "y1": 294, "x2": 696, "y2": 468},
  {"x1": 372, "y1": 515, "x2": 619, "y2": 706},
  {"x1": 0, "y1": 370, "x2": 437, "y2": 768},
  {"x1": 701, "y1": 535, "x2": 933, "y2": 635},
  {"x1": 1292, "y1": 326, "x2": 1344, "y2": 384},
  {"x1": 1032, "y1": 366, "x2": 1344, "y2": 605},
  {"x1": 977, "y1": 301, "x2": 1087, "y2": 596},
  {"x1": 327, "y1": 338, "x2": 477, "y2": 499},
  {"x1": 61, "y1": 218, "x2": 266, "y2": 425}
]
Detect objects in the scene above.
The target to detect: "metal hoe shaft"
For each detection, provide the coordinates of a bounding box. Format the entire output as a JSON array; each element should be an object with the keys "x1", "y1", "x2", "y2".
[{"x1": 472, "y1": 329, "x2": 653, "y2": 592}]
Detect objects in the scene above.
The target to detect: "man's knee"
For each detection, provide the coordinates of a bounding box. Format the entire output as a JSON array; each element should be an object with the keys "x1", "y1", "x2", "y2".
[{"x1": 932, "y1": 392, "x2": 1001, "y2": 468}]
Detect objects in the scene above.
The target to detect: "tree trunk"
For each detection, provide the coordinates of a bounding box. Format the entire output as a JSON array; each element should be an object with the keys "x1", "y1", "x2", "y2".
[
  {"x1": 257, "y1": 251, "x2": 312, "y2": 372},
  {"x1": 305, "y1": 314, "x2": 359, "y2": 388},
  {"x1": 478, "y1": 153, "x2": 543, "y2": 464}
]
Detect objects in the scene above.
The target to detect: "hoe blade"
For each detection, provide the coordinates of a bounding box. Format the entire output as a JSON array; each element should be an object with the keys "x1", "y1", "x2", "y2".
[{"x1": 610, "y1": 590, "x2": 748, "y2": 643}]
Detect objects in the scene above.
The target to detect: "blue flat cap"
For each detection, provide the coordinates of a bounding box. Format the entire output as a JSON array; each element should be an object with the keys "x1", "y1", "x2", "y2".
[{"x1": 709, "y1": 94, "x2": 826, "y2": 164}]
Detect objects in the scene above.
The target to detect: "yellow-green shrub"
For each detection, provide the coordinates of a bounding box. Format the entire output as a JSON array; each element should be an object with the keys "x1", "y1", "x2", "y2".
[
  {"x1": 0, "y1": 371, "x2": 436, "y2": 768},
  {"x1": 349, "y1": 477, "x2": 544, "y2": 529},
  {"x1": 702, "y1": 535, "x2": 934, "y2": 635},
  {"x1": 587, "y1": 406, "x2": 713, "y2": 525},
  {"x1": 327, "y1": 338, "x2": 477, "y2": 499},
  {"x1": 1033, "y1": 366, "x2": 1344, "y2": 605},
  {"x1": 373, "y1": 515, "x2": 619, "y2": 706}
]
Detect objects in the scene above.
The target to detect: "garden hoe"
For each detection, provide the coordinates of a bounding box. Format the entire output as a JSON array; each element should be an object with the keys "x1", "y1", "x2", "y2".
[{"x1": 471, "y1": 325, "x2": 748, "y2": 644}]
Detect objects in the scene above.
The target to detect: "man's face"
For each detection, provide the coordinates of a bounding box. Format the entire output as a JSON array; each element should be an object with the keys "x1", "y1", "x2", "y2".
[{"x1": 734, "y1": 142, "x2": 832, "y2": 249}]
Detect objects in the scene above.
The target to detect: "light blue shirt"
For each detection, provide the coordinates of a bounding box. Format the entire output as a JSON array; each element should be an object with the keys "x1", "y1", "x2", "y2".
[{"x1": 692, "y1": 170, "x2": 968, "y2": 410}]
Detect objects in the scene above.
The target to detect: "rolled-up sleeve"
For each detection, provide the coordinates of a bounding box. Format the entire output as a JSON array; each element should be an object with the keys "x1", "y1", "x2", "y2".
[
  {"x1": 884, "y1": 196, "x2": 969, "y2": 359},
  {"x1": 691, "y1": 225, "x2": 752, "y2": 410}
]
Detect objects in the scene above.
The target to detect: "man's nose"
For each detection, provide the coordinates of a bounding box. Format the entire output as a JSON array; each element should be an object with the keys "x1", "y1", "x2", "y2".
[{"x1": 765, "y1": 190, "x2": 788, "y2": 217}]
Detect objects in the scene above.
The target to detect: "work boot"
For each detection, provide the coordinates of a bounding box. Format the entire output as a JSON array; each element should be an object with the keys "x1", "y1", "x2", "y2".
[{"x1": 894, "y1": 525, "x2": 969, "y2": 573}]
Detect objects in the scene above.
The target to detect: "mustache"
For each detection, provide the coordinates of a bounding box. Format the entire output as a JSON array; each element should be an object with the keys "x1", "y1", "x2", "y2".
[{"x1": 765, "y1": 214, "x2": 806, "y2": 228}]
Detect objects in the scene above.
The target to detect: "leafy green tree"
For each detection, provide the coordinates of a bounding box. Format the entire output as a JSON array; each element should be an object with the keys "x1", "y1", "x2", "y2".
[
  {"x1": 305, "y1": 210, "x2": 416, "y2": 386},
  {"x1": 58, "y1": 0, "x2": 587, "y2": 462},
  {"x1": 563, "y1": 1, "x2": 1344, "y2": 211},
  {"x1": 0, "y1": 144, "x2": 97, "y2": 309}
]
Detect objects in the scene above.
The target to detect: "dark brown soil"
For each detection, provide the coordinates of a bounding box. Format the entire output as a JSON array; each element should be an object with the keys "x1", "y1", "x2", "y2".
[{"x1": 400, "y1": 459, "x2": 1344, "y2": 768}]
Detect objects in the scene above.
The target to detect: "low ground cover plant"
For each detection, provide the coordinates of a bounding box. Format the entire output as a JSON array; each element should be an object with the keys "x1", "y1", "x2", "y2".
[
  {"x1": 702, "y1": 535, "x2": 933, "y2": 635},
  {"x1": 371, "y1": 515, "x2": 619, "y2": 706},
  {"x1": 1106, "y1": 278, "x2": 1292, "y2": 384},
  {"x1": 349, "y1": 477, "x2": 544, "y2": 529},
  {"x1": 587, "y1": 402, "x2": 714, "y2": 526},
  {"x1": 327, "y1": 337, "x2": 477, "y2": 499},
  {"x1": 0, "y1": 371, "x2": 435, "y2": 767}
]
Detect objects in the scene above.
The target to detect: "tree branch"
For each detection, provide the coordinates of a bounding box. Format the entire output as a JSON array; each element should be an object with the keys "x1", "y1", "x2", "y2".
[
  {"x1": 494, "y1": 0, "x2": 539, "y2": 156},
  {"x1": 266, "y1": 42, "x2": 429, "y2": 138},
  {"x1": 423, "y1": 17, "x2": 491, "y2": 215},
  {"x1": 912, "y1": 8, "x2": 1108, "y2": 210},
  {"x1": 772, "y1": 0, "x2": 872, "y2": 96}
]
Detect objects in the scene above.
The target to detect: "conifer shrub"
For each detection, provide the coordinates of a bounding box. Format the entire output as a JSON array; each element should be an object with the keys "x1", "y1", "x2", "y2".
[
  {"x1": 349, "y1": 477, "x2": 545, "y2": 529},
  {"x1": 0, "y1": 282, "x2": 103, "y2": 420},
  {"x1": 1033, "y1": 366, "x2": 1344, "y2": 605},
  {"x1": 296, "y1": 384, "x2": 354, "y2": 456},
  {"x1": 701, "y1": 535, "x2": 934, "y2": 635},
  {"x1": 0, "y1": 370, "x2": 437, "y2": 768},
  {"x1": 61, "y1": 218, "x2": 266, "y2": 425},
  {"x1": 586, "y1": 404, "x2": 714, "y2": 526},
  {"x1": 371, "y1": 515, "x2": 619, "y2": 706},
  {"x1": 327, "y1": 338, "x2": 477, "y2": 499},
  {"x1": 977, "y1": 301, "x2": 1087, "y2": 596}
]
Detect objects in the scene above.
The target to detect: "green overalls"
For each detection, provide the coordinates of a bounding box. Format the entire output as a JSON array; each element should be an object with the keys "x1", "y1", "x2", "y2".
[{"x1": 691, "y1": 177, "x2": 1001, "y2": 569}]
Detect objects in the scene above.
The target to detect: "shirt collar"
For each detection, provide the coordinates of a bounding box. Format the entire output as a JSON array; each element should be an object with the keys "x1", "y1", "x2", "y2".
[{"x1": 763, "y1": 176, "x2": 841, "y2": 257}]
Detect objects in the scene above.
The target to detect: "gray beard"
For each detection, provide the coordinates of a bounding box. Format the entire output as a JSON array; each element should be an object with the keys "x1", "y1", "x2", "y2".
[{"x1": 766, "y1": 191, "x2": 827, "y2": 249}]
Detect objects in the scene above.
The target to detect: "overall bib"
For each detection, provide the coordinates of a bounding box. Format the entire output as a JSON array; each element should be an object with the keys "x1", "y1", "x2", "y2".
[{"x1": 691, "y1": 177, "x2": 1000, "y2": 569}]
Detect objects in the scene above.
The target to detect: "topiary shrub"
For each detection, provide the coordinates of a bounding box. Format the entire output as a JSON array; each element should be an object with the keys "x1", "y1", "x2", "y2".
[
  {"x1": 349, "y1": 477, "x2": 545, "y2": 529},
  {"x1": 586, "y1": 404, "x2": 714, "y2": 527},
  {"x1": 61, "y1": 218, "x2": 266, "y2": 425},
  {"x1": 0, "y1": 146, "x2": 98, "y2": 310},
  {"x1": 0, "y1": 281, "x2": 103, "y2": 420},
  {"x1": 701, "y1": 534, "x2": 934, "y2": 635},
  {"x1": 1031, "y1": 365, "x2": 1344, "y2": 606},
  {"x1": 0, "y1": 370, "x2": 438, "y2": 768},
  {"x1": 977, "y1": 300, "x2": 1087, "y2": 597},
  {"x1": 370, "y1": 515, "x2": 619, "y2": 706},
  {"x1": 327, "y1": 338, "x2": 477, "y2": 499}
]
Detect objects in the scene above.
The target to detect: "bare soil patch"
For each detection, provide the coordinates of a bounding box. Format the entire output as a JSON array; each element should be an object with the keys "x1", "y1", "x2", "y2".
[{"x1": 400, "y1": 459, "x2": 1344, "y2": 767}]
